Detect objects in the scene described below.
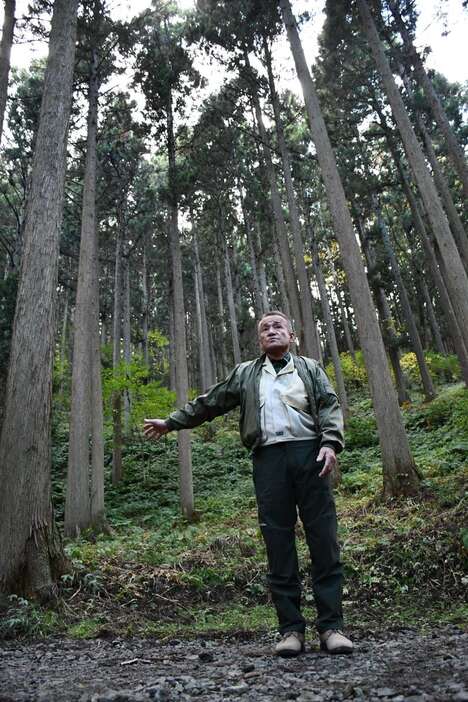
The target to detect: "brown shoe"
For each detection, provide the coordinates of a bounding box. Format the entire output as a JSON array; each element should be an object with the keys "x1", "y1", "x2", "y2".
[
  {"x1": 319, "y1": 629, "x2": 353, "y2": 654},
  {"x1": 274, "y1": 631, "x2": 305, "y2": 657}
]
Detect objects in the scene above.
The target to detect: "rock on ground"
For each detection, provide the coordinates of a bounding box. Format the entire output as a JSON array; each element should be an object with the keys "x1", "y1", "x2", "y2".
[{"x1": 0, "y1": 626, "x2": 467, "y2": 701}]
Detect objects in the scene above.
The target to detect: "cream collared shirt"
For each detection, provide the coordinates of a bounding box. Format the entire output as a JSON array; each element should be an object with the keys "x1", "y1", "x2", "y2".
[{"x1": 259, "y1": 355, "x2": 318, "y2": 446}]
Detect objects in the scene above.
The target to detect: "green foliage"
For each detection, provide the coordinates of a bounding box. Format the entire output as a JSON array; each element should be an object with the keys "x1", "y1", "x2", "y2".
[
  {"x1": 102, "y1": 355, "x2": 176, "y2": 428},
  {"x1": 326, "y1": 351, "x2": 368, "y2": 391},
  {"x1": 0, "y1": 596, "x2": 58, "y2": 639},
  {"x1": 405, "y1": 385, "x2": 468, "y2": 432},
  {"x1": 345, "y1": 408, "x2": 379, "y2": 449},
  {"x1": 400, "y1": 351, "x2": 461, "y2": 385}
]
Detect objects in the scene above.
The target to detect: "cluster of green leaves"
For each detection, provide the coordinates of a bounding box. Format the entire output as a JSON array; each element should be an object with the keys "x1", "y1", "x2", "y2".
[
  {"x1": 0, "y1": 596, "x2": 59, "y2": 639},
  {"x1": 400, "y1": 351, "x2": 461, "y2": 385}
]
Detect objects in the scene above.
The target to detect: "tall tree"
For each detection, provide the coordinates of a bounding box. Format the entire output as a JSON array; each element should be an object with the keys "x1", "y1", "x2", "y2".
[
  {"x1": 0, "y1": 0, "x2": 15, "y2": 143},
  {"x1": 65, "y1": 0, "x2": 111, "y2": 538},
  {"x1": 388, "y1": 0, "x2": 468, "y2": 199},
  {"x1": 135, "y1": 5, "x2": 196, "y2": 519},
  {"x1": 357, "y1": 0, "x2": 468, "y2": 360},
  {"x1": 263, "y1": 36, "x2": 320, "y2": 360},
  {"x1": 280, "y1": 0, "x2": 420, "y2": 498},
  {"x1": 0, "y1": 0, "x2": 79, "y2": 595}
]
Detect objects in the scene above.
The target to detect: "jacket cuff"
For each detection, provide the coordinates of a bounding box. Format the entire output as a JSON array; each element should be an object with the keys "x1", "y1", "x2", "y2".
[
  {"x1": 164, "y1": 417, "x2": 178, "y2": 431},
  {"x1": 320, "y1": 441, "x2": 343, "y2": 455}
]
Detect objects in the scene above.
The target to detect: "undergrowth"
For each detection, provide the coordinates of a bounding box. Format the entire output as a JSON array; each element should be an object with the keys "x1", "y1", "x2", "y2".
[{"x1": 1, "y1": 383, "x2": 466, "y2": 640}]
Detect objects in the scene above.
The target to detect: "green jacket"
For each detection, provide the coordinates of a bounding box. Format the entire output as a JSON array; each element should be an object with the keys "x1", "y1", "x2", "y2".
[{"x1": 166, "y1": 354, "x2": 344, "y2": 453}]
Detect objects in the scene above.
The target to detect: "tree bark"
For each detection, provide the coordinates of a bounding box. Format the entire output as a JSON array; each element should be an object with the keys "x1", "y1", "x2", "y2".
[
  {"x1": 0, "y1": 0, "x2": 78, "y2": 595},
  {"x1": 246, "y1": 56, "x2": 302, "y2": 334},
  {"x1": 264, "y1": 36, "x2": 320, "y2": 359},
  {"x1": 416, "y1": 115, "x2": 468, "y2": 270},
  {"x1": 141, "y1": 242, "x2": 149, "y2": 367},
  {"x1": 310, "y1": 232, "x2": 349, "y2": 419},
  {"x1": 280, "y1": 0, "x2": 420, "y2": 497},
  {"x1": 0, "y1": 0, "x2": 15, "y2": 144},
  {"x1": 357, "y1": 218, "x2": 411, "y2": 405},
  {"x1": 193, "y1": 256, "x2": 207, "y2": 390},
  {"x1": 375, "y1": 202, "x2": 435, "y2": 400},
  {"x1": 65, "y1": 44, "x2": 106, "y2": 536},
  {"x1": 193, "y1": 227, "x2": 214, "y2": 386},
  {"x1": 215, "y1": 260, "x2": 227, "y2": 379},
  {"x1": 167, "y1": 89, "x2": 193, "y2": 520},
  {"x1": 254, "y1": 218, "x2": 269, "y2": 312},
  {"x1": 122, "y1": 256, "x2": 132, "y2": 433},
  {"x1": 112, "y1": 216, "x2": 123, "y2": 485},
  {"x1": 357, "y1": 0, "x2": 468, "y2": 356},
  {"x1": 420, "y1": 276, "x2": 446, "y2": 356},
  {"x1": 222, "y1": 234, "x2": 241, "y2": 364},
  {"x1": 388, "y1": 0, "x2": 468, "y2": 199},
  {"x1": 239, "y1": 189, "x2": 263, "y2": 319},
  {"x1": 378, "y1": 111, "x2": 468, "y2": 383}
]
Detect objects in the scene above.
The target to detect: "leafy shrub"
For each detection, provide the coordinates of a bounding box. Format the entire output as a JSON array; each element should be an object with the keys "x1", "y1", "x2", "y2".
[
  {"x1": 0, "y1": 596, "x2": 58, "y2": 639},
  {"x1": 326, "y1": 351, "x2": 368, "y2": 391},
  {"x1": 405, "y1": 385, "x2": 468, "y2": 432},
  {"x1": 426, "y1": 352, "x2": 461, "y2": 382},
  {"x1": 345, "y1": 413, "x2": 379, "y2": 449},
  {"x1": 102, "y1": 355, "x2": 176, "y2": 428},
  {"x1": 400, "y1": 351, "x2": 461, "y2": 385}
]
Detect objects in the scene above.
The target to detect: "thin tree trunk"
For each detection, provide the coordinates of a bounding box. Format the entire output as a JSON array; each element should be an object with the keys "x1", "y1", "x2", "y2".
[
  {"x1": 375, "y1": 202, "x2": 435, "y2": 400},
  {"x1": 0, "y1": 0, "x2": 78, "y2": 595},
  {"x1": 215, "y1": 260, "x2": 227, "y2": 379},
  {"x1": 357, "y1": 218, "x2": 411, "y2": 405},
  {"x1": 272, "y1": 238, "x2": 291, "y2": 319},
  {"x1": 264, "y1": 36, "x2": 319, "y2": 359},
  {"x1": 0, "y1": 0, "x2": 15, "y2": 144},
  {"x1": 168, "y1": 299, "x2": 176, "y2": 392},
  {"x1": 246, "y1": 56, "x2": 302, "y2": 334},
  {"x1": 222, "y1": 235, "x2": 241, "y2": 364},
  {"x1": 311, "y1": 233, "x2": 349, "y2": 419},
  {"x1": 65, "y1": 43, "x2": 107, "y2": 536},
  {"x1": 357, "y1": 0, "x2": 468, "y2": 355},
  {"x1": 123, "y1": 256, "x2": 132, "y2": 433},
  {"x1": 254, "y1": 218, "x2": 269, "y2": 312},
  {"x1": 193, "y1": 228, "x2": 214, "y2": 386},
  {"x1": 59, "y1": 289, "x2": 69, "y2": 399},
  {"x1": 240, "y1": 189, "x2": 263, "y2": 319},
  {"x1": 388, "y1": 0, "x2": 468, "y2": 198},
  {"x1": 193, "y1": 257, "x2": 206, "y2": 390},
  {"x1": 167, "y1": 90, "x2": 193, "y2": 520},
  {"x1": 141, "y1": 242, "x2": 149, "y2": 367},
  {"x1": 329, "y1": 256, "x2": 355, "y2": 359},
  {"x1": 112, "y1": 218, "x2": 123, "y2": 485},
  {"x1": 280, "y1": 0, "x2": 420, "y2": 497},
  {"x1": 420, "y1": 277, "x2": 446, "y2": 356},
  {"x1": 416, "y1": 115, "x2": 468, "y2": 270}
]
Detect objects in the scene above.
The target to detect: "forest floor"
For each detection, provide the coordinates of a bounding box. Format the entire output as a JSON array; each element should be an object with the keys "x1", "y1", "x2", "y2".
[
  {"x1": 1, "y1": 624, "x2": 468, "y2": 701},
  {"x1": 0, "y1": 381, "x2": 467, "y2": 701}
]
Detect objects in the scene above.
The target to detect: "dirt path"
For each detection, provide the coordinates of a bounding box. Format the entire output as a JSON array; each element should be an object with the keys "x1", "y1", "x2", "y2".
[{"x1": 1, "y1": 625, "x2": 467, "y2": 701}]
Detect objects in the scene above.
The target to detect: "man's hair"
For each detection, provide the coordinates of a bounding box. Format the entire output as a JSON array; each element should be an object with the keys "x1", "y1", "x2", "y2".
[{"x1": 258, "y1": 310, "x2": 293, "y2": 332}]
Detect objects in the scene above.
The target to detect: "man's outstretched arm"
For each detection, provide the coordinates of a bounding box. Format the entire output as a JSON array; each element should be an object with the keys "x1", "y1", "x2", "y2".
[{"x1": 143, "y1": 364, "x2": 242, "y2": 440}]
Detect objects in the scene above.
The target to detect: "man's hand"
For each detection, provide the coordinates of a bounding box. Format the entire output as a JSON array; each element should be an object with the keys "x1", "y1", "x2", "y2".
[
  {"x1": 143, "y1": 418, "x2": 170, "y2": 440},
  {"x1": 317, "y1": 446, "x2": 337, "y2": 478}
]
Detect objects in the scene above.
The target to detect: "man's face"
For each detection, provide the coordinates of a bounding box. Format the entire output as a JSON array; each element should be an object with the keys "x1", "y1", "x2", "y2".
[{"x1": 258, "y1": 315, "x2": 294, "y2": 357}]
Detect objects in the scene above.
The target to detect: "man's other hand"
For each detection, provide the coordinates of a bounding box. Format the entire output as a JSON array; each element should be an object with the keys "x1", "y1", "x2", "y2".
[
  {"x1": 317, "y1": 446, "x2": 337, "y2": 478},
  {"x1": 143, "y1": 418, "x2": 169, "y2": 440}
]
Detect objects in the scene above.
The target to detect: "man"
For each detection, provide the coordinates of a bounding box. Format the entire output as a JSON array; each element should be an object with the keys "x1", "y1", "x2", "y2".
[{"x1": 144, "y1": 311, "x2": 352, "y2": 657}]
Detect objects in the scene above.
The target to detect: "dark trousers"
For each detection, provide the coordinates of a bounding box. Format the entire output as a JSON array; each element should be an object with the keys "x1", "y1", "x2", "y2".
[{"x1": 252, "y1": 439, "x2": 343, "y2": 634}]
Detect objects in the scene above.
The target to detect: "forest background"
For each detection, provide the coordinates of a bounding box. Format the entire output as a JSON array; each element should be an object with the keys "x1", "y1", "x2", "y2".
[{"x1": 0, "y1": 0, "x2": 466, "y2": 640}]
